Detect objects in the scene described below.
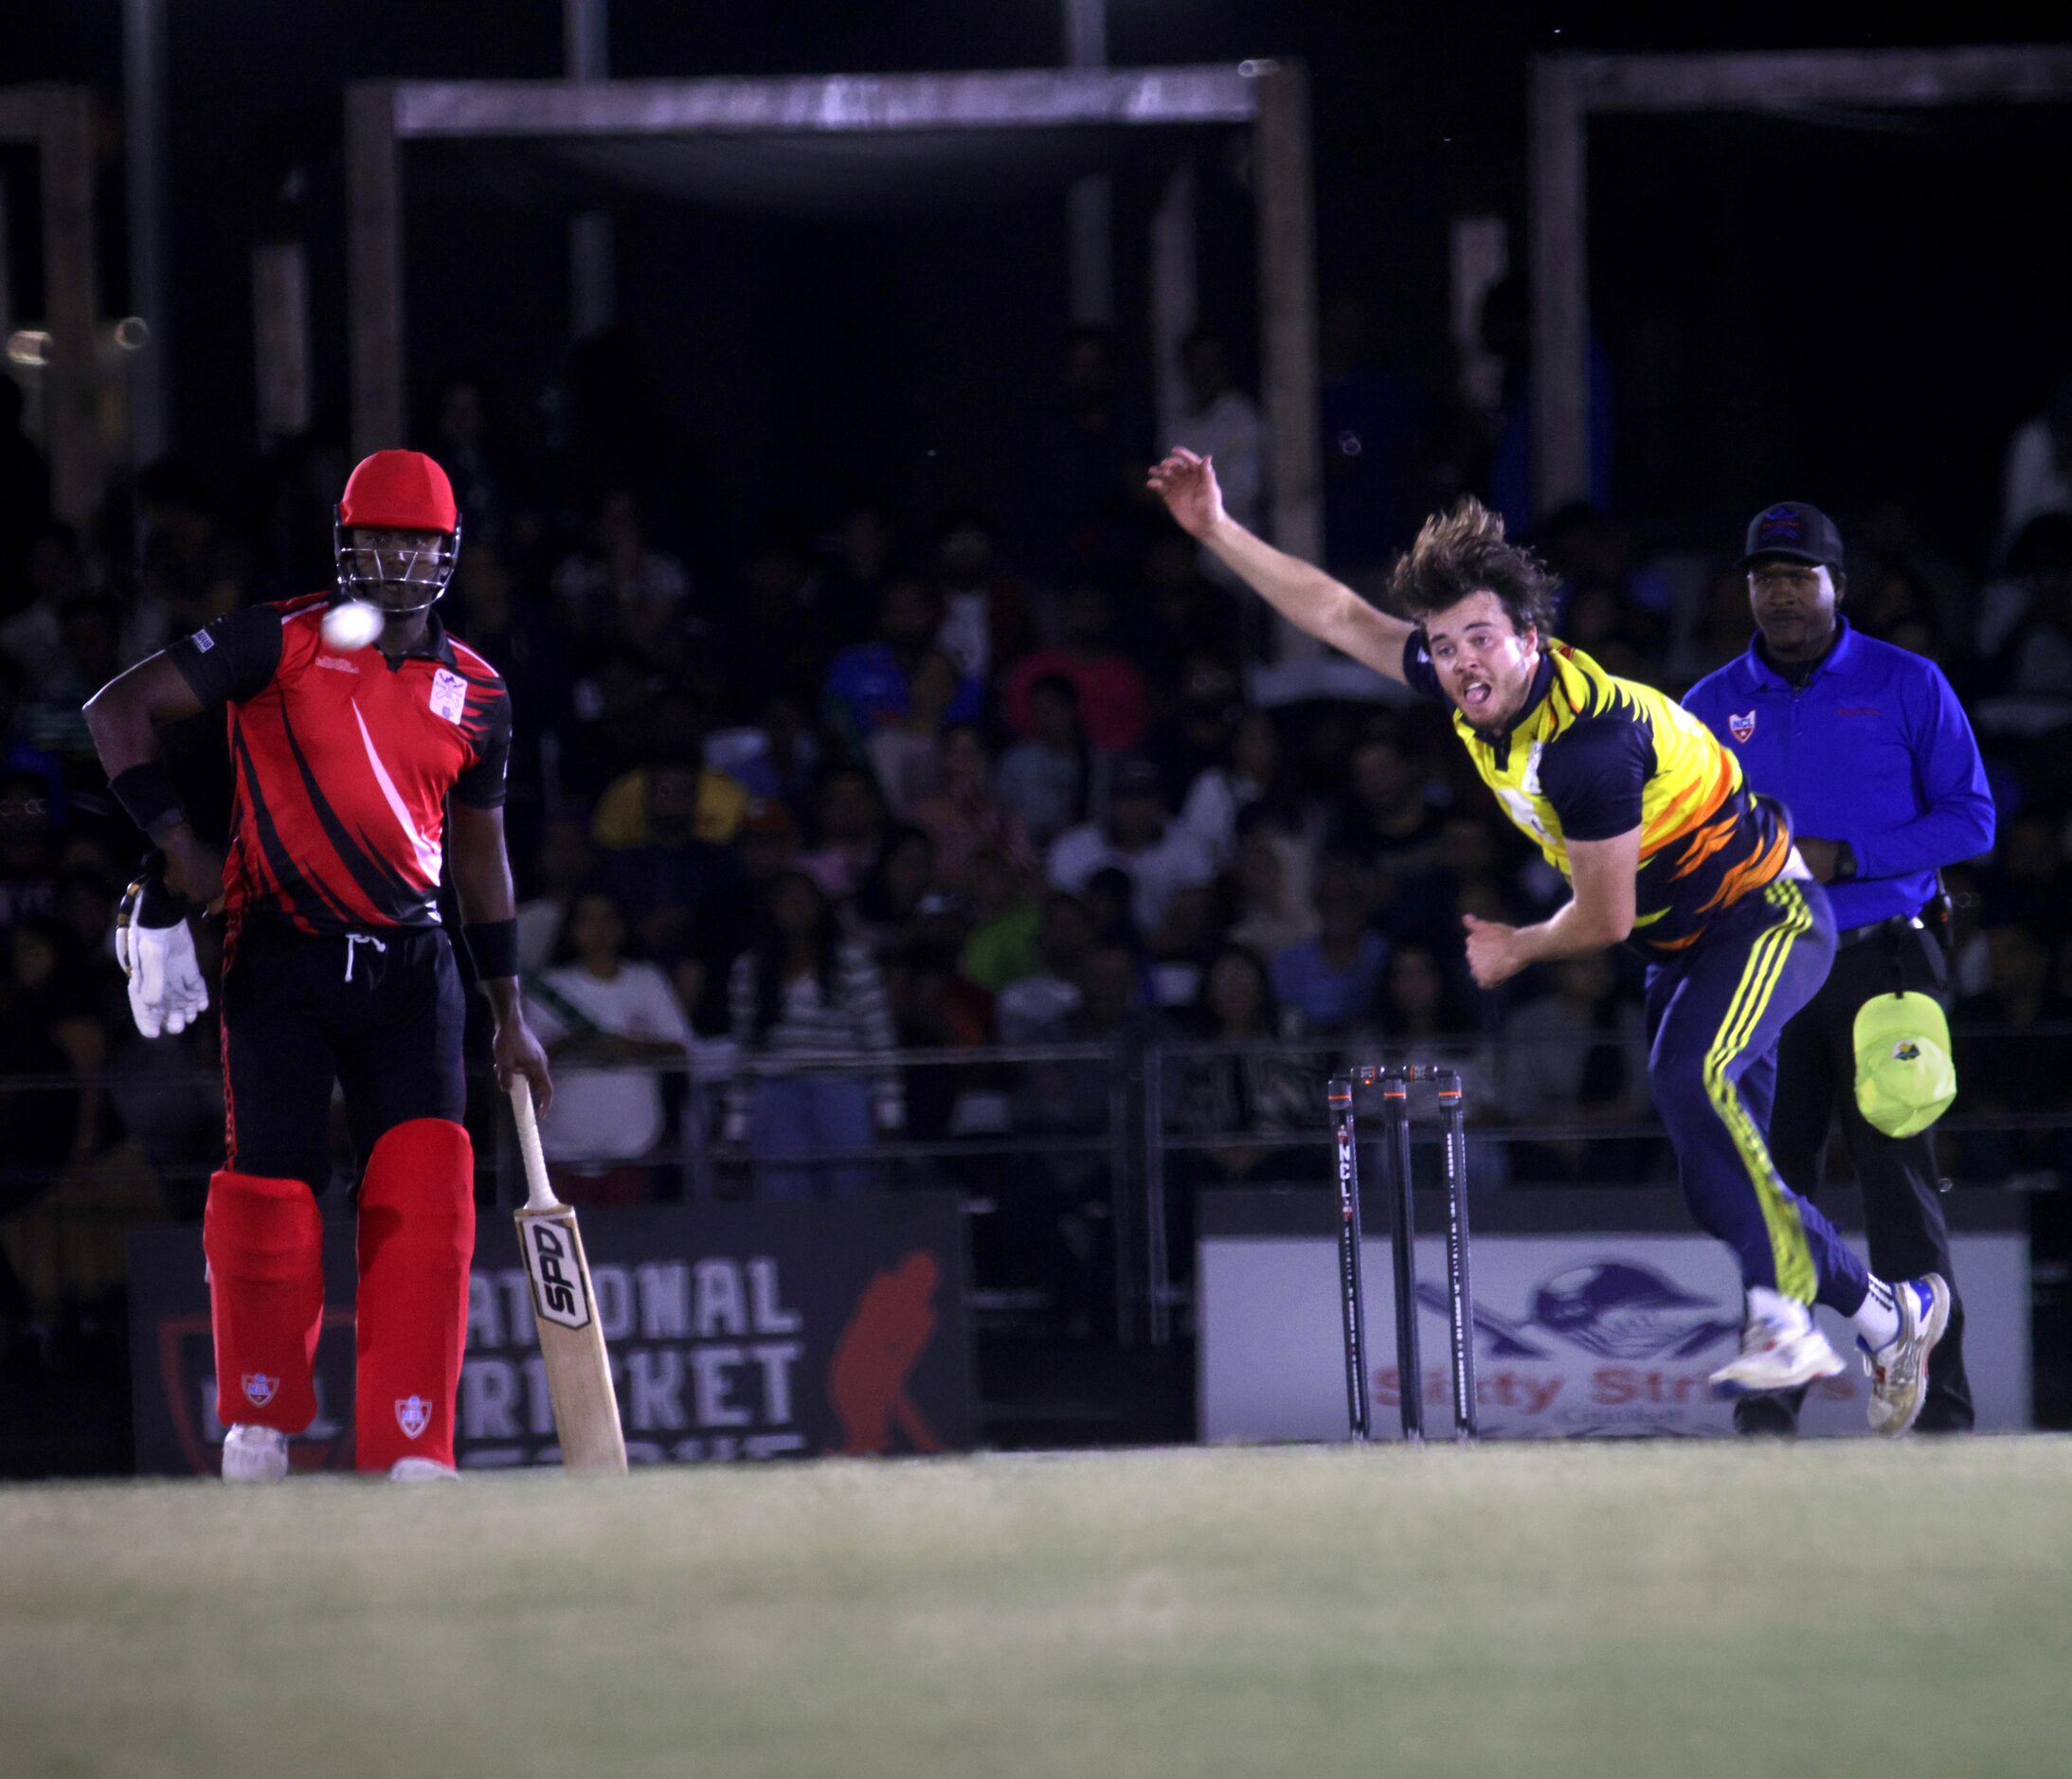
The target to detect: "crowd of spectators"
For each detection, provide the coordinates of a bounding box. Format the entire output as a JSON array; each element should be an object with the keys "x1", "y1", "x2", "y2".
[{"x1": 3, "y1": 342, "x2": 2071, "y2": 1347}]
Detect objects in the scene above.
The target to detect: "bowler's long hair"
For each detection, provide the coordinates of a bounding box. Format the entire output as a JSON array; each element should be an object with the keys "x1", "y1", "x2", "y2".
[{"x1": 1387, "y1": 497, "x2": 1559, "y2": 638}]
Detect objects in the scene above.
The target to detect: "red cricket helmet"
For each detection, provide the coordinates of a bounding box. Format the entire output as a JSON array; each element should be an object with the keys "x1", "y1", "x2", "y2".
[{"x1": 333, "y1": 450, "x2": 462, "y2": 615}]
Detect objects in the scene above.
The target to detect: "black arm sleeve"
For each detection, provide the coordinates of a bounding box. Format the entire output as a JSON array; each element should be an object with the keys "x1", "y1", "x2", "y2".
[
  {"x1": 1538, "y1": 715, "x2": 1652, "y2": 841},
  {"x1": 451, "y1": 684, "x2": 513, "y2": 810},
  {"x1": 1401, "y1": 633, "x2": 1446, "y2": 703},
  {"x1": 165, "y1": 605, "x2": 284, "y2": 707}
]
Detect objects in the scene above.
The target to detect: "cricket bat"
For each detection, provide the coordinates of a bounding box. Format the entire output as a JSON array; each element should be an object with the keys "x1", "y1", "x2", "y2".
[{"x1": 509, "y1": 1081, "x2": 628, "y2": 1472}]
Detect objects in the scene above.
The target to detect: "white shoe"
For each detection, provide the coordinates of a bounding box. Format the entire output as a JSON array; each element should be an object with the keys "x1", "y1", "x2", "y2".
[
  {"x1": 1709, "y1": 1313, "x2": 1846, "y2": 1398},
  {"x1": 1864, "y1": 1274, "x2": 1952, "y2": 1437},
  {"x1": 222, "y1": 1423, "x2": 289, "y2": 1482},
  {"x1": 388, "y1": 1457, "x2": 459, "y2": 1482}
]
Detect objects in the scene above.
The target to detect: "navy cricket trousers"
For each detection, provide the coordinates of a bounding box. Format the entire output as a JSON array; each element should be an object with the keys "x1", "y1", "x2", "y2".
[{"x1": 1645, "y1": 875, "x2": 1870, "y2": 1314}]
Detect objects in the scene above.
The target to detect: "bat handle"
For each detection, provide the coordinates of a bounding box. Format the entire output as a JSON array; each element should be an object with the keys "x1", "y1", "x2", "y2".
[{"x1": 508, "y1": 1080, "x2": 563, "y2": 1214}]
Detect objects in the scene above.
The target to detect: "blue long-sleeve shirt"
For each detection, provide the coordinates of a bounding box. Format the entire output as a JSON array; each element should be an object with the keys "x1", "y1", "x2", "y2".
[{"x1": 1683, "y1": 620, "x2": 1994, "y2": 930}]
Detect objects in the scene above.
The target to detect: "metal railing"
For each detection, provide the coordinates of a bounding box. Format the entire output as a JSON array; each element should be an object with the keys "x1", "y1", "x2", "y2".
[{"x1": 2, "y1": 1021, "x2": 2066, "y2": 1349}]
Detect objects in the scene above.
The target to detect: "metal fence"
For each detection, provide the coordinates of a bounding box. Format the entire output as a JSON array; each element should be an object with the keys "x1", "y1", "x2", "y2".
[{"x1": 2, "y1": 1023, "x2": 2067, "y2": 1351}]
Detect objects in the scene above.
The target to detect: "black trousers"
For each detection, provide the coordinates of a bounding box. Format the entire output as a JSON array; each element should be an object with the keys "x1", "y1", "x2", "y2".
[
  {"x1": 221, "y1": 916, "x2": 467, "y2": 1195},
  {"x1": 1744, "y1": 919, "x2": 1972, "y2": 1432}
]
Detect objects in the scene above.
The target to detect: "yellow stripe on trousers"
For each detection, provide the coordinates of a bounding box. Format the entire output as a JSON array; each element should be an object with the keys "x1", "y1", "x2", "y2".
[{"x1": 1702, "y1": 880, "x2": 1816, "y2": 1302}]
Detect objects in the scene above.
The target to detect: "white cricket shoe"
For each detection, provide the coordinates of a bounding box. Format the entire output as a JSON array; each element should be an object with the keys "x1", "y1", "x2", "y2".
[
  {"x1": 222, "y1": 1423, "x2": 289, "y2": 1482},
  {"x1": 388, "y1": 1457, "x2": 459, "y2": 1482},
  {"x1": 1709, "y1": 1313, "x2": 1846, "y2": 1399},
  {"x1": 1863, "y1": 1274, "x2": 1952, "y2": 1437}
]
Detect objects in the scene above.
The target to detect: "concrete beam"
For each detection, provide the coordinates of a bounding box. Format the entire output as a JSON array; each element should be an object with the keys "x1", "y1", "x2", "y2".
[
  {"x1": 36, "y1": 87, "x2": 101, "y2": 529},
  {"x1": 1529, "y1": 57, "x2": 1589, "y2": 517},
  {"x1": 346, "y1": 83, "x2": 405, "y2": 458},
  {"x1": 1567, "y1": 45, "x2": 2072, "y2": 113},
  {"x1": 391, "y1": 66, "x2": 1258, "y2": 139},
  {"x1": 1254, "y1": 62, "x2": 1324, "y2": 652}
]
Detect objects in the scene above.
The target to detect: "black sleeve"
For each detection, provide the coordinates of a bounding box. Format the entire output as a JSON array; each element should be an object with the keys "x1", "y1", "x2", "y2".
[
  {"x1": 165, "y1": 605, "x2": 284, "y2": 708},
  {"x1": 1538, "y1": 715, "x2": 1652, "y2": 841},
  {"x1": 452, "y1": 684, "x2": 513, "y2": 810},
  {"x1": 1400, "y1": 633, "x2": 1447, "y2": 703}
]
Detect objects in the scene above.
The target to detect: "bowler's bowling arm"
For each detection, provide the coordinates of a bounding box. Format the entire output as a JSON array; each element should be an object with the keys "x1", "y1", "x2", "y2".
[
  {"x1": 1195, "y1": 514, "x2": 1418, "y2": 682},
  {"x1": 1510, "y1": 829, "x2": 1642, "y2": 964}
]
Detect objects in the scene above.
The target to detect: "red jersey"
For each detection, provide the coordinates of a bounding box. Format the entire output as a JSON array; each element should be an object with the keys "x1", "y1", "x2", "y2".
[{"x1": 168, "y1": 594, "x2": 511, "y2": 933}]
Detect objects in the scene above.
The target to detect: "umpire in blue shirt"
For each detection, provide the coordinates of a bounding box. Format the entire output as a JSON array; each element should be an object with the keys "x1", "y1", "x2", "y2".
[{"x1": 1685, "y1": 502, "x2": 1995, "y2": 1434}]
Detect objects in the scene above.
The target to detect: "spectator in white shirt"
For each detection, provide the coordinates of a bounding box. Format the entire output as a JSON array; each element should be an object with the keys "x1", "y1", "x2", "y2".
[
  {"x1": 1178, "y1": 709, "x2": 1304, "y2": 868},
  {"x1": 995, "y1": 891, "x2": 1098, "y2": 1041},
  {"x1": 1999, "y1": 372, "x2": 2072, "y2": 558},
  {"x1": 524, "y1": 890, "x2": 694, "y2": 1203},
  {"x1": 550, "y1": 487, "x2": 691, "y2": 660},
  {"x1": 1163, "y1": 329, "x2": 1264, "y2": 571},
  {"x1": 1227, "y1": 826, "x2": 1318, "y2": 961},
  {"x1": 1046, "y1": 755, "x2": 1217, "y2": 934},
  {"x1": 1167, "y1": 331, "x2": 1263, "y2": 522}
]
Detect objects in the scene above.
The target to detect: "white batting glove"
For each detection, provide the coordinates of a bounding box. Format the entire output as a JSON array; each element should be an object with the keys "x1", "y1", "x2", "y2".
[{"x1": 116, "y1": 874, "x2": 210, "y2": 1039}]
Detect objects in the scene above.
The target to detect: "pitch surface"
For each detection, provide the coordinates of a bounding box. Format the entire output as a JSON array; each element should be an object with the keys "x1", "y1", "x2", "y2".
[{"x1": 6, "y1": 1439, "x2": 2069, "y2": 1777}]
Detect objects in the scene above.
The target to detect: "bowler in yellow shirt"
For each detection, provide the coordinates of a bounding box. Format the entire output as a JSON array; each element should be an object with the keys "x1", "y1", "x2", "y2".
[{"x1": 1149, "y1": 450, "x2": 1950, "y2": 1433}]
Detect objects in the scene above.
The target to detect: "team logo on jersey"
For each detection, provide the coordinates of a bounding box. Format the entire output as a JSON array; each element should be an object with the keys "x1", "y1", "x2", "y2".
[
  {"x1": 241, "y1": 1371, "x2": 279, "y2": 1407},
  {"x1": 1729, "y1": 710, "x2": 1757, "y2": 744},
  {"x1": 394, "y1": 1394, "x2": 433, "y2": 1439},
  {"x1": 429, "y1": 668, "x2": 468, "y2": 725}
]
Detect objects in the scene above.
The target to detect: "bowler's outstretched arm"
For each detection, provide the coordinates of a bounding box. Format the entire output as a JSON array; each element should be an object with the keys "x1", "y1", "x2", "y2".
[{"x1": 1147, "y1": 447, "x2": 1417, "y2": 681}]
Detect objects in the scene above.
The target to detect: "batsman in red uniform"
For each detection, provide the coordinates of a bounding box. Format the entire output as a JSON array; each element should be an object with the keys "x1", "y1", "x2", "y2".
[{"x1": 84, "y1": 450, "x2": 551, "y2": 1481}]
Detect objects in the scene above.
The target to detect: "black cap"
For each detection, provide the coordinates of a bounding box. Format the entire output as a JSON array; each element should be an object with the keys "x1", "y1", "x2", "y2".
[{"x1": 1739, "y1": 501, "x2": 1845, "y2": 571}]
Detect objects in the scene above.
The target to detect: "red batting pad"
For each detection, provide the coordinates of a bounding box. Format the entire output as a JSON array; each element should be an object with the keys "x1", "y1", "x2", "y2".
[
  {"x1": 354, "y1": 1118, "x2": 476, "y2": 1471},
  {"x1": 204, "y1": 1170, "x2": 325, "y2": 1436}
]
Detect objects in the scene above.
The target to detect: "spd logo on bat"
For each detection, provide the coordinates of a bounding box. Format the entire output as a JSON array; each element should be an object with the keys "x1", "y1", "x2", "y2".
[{"x1": 521, "y1": 1216, "x2": 593, "y2": 1331}]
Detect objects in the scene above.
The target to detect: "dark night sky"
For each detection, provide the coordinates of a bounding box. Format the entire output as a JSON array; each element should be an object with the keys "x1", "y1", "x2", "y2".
[{"x1": 9, "y1": 3, "x2": 2072, "y2": 565}]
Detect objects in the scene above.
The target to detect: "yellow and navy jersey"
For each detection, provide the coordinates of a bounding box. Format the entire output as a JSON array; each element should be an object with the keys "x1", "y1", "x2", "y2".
[{"x1": 1404, "y1": 637, "x2": 1792, "y2": 957}]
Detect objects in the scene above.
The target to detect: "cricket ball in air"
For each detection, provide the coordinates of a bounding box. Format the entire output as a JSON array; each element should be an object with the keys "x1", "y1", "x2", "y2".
[{"x1": 322, "y1": 599, "x2": 384, "y2": 652}]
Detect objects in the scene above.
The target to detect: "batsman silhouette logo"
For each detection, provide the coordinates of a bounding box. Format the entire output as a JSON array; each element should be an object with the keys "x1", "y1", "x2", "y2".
[{"x1": 829, "y1": 1250, "x2": 944, "y2": 1456}]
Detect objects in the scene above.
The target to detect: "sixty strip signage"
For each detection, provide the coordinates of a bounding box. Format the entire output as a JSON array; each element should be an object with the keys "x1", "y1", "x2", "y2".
[{"x1": 129, "y1": 1196, "x2": 973, "y2": 1474}]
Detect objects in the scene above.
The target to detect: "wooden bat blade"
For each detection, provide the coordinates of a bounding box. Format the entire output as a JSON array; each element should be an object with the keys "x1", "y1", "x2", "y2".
[{"x1": 515, "y1": 1203, "x2": 628, "y2": 1472}]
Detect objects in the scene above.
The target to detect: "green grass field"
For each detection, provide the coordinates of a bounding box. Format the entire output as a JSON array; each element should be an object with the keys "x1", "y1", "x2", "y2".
[{"x1": 6, "y1": 1439, "x2": 2071, "y2": 1779}]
